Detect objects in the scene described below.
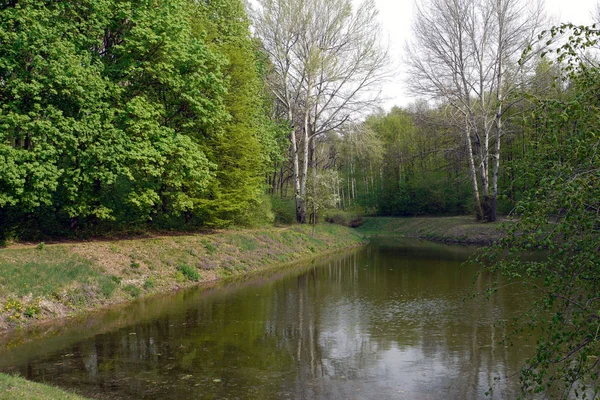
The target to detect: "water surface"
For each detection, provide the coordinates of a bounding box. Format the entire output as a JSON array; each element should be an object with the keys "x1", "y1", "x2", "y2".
[{"x1": 0, "y1": 238, "x2": 534, "y2": 399}]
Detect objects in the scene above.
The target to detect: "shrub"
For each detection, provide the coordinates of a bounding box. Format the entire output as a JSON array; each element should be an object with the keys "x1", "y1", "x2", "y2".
[
  {"x1": 177, "y1": 264, "x2": 199, "y2": 282},
  {"x1": 324, "y1": 209, "x2": 364, "y2": 227},
  {"x1": 235, "y1": 194, "x2": 275, "y2": 227}
]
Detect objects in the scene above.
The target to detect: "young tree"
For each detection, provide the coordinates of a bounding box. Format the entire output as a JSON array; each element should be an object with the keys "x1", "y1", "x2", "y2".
[
  {"x1": 406, "y1": 0, "x2": 545, "y2": 221},
  {"x1": 252, "y1": 0, "x2": 390, "y2": 223},
  {"x1": 480, "y1": 24, "x2": 600, "y2": 396}
]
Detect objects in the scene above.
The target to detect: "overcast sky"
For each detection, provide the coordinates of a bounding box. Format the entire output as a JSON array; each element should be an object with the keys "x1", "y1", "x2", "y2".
[{"x1": 376, "y1": 0, "x2": 599, "y2": 109}]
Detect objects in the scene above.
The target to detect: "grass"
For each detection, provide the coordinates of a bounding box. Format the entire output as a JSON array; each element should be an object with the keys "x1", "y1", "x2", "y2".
[
  {"x1": 0, "y1": 373, "x2": 87, "y2": 400},
  {"x1": 357, "y1": 216, "x2": 506, "y2": 244},
  {"x1": 0, "y1": 247, "x2": 99, "y2": 297},
  {"x1": 227, "y1": 234, "x2": 258, "y2": 251}
]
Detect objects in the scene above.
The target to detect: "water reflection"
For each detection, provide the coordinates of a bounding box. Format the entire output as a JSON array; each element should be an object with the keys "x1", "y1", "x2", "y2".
[{"x1": 0, "y1": 239, "x2": 534, "y2": 399}]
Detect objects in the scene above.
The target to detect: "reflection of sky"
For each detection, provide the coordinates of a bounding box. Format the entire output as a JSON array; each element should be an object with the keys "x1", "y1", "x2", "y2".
[{"x1": 285, "y1": 242, "x2": 530, "y2": 399}]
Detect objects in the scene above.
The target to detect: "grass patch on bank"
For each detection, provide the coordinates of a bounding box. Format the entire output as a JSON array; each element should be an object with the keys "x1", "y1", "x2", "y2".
[
  {"x1": 0, "y1": 248, "x2": 101, "y2": 297},
  {"x1": 357, "y1": 216, "x2": 505, "y2": 244},
  {"x1": 0, "y1": 374, "x2": 87, "y2": 400}
]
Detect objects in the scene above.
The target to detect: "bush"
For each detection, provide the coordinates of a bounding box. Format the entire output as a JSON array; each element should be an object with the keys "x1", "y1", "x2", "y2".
[
  {"x1": 177, "y1": 264, "x2": 199, "y2": 282},
  {"x1": 323, "y1": 209, "x2": 364, "y2": 227}
]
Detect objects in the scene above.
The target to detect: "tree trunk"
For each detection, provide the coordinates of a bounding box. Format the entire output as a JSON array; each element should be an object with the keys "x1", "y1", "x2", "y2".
[
  {"x1": 490, "y1": 101, "x2": 502, "y2": 223},
  {"x1": 464, "y1": 122, "x2": 484, "y2": 220},
  {"x1": 291, "y1": 126, "x2": 302, "y2": 223},
  {"x1": 489, "y1": 0, "x2": 504, "y2": 223}
]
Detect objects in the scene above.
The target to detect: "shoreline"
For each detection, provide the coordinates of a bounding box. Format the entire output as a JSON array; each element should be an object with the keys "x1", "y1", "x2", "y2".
[
  {"x1": 357, "y1": 216, "x2": 506, "y2": 245},
  {"x1": 0, "y1": 216, "x2": 505, "y2": 335}
]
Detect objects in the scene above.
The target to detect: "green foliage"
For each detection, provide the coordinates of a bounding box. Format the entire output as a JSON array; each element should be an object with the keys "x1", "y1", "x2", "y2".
[
  {"x1": 479, "y1": 24, "x2": 600, "y2": 397},
  {"x1": 0, "y1": 0, "x2": 279, "y2": 237},
  {"x1": 177, "y1": 264, "x2": 199, "y2": 282},
  {"x1": 0, "y1": 248, "x2": 96, "y2": 297},
  {"x1": 271, "y1": 197, "x2": 297, "y2": 225},
  {"x1": 100, "y1": 279, "x2": 118, "y2": 299},
  {"x1": 306, "y1": 170, "x2": 340, "y2": 225},
  {"x1": 323, "y1": 209, "x2": 364, "y2": 228},
  {"x1": 202, "y1": 239, "x2": 217, "y2": 254},
  {"x1": 234, "y1": 194, "x2": 275, "y2": 227},
  {"x1": 0, "y1": 373, "x2": 87, "y2": 400},
  {"x1": 323, "y1": 207, "x2": 364, "y2": 228},
  {"x1": 341, "y1": 107, "x2": 472, "y2": 217},
  {"x1": 190, "y1": 0, "x2": 279, "y2": 226},
  {"x1": 3, "y1": 298, "x2": 24, "y2": 322},
  {"x1": 23, "y1": 301, "x2": 41, "y2": 318}
]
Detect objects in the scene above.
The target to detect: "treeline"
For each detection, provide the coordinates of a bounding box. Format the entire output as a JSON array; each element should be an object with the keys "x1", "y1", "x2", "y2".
[
  {"x1": 266, "y1": 55, "x2": 584, "y2": 224},
  {"x1": 0, "y1": 0, "x2": 287, "y2": 239},
  {"x1": 336, "y1": 106, "x2": 472, "y2": 216}
]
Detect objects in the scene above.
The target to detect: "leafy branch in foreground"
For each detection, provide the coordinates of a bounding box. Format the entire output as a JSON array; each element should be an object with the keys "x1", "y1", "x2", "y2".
[{"x1": 479, "y1": 23, "x2": 600, "y2": 398}]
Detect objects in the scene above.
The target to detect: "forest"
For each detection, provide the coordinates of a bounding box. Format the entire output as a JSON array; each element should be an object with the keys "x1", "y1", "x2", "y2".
[{"x1": 1, "y1": 0, "x2": 599, "y2": 395}]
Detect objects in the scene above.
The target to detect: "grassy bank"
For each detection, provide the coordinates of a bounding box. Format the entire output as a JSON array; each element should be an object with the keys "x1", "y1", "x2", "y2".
[
  {"x1": 0, "y1": 374, "x2": 87, "y2": 400},
  {"x1": 357, "y1": 216, "x2": 506, "y2": 244},
  {"x1": 0, "y1": 224, "x2": 365, "y2": 332}
]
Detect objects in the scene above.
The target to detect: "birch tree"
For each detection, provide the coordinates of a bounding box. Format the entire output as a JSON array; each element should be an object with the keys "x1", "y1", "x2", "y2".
[
  {"x1": 406, "y1": 0, "x2": 544, "y2": 221},
  {"x1": 252, "y1": 0, "x2": 390, "y2": 223}
]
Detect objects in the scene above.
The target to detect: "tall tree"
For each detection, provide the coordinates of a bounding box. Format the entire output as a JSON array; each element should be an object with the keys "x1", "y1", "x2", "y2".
[
  {"x1": 252, "y1": 0, "x2": 389, "y2": 223},
  {"x1": 191, "y1": 0, "x2": 281, "y2": 226},
  {"x1": 406, "y1": 0, "x2": 545, "y2": 221}
]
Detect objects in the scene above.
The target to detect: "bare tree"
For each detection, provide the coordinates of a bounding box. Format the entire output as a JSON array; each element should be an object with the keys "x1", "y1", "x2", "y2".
[
  {"x1": 406, "y1": 0, "x2": 545, "y2": 221},
  {"x1": 252, "y1": 0, "x2": 390, "y2": 223}
]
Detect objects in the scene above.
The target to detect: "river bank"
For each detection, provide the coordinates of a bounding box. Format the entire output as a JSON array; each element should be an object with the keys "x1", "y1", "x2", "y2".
[
  {"x1": 357, "y1": 216, "x2": 506, "y2": 245},
  {"x1": 0, "y1": 224, "x2": 365, "y2": 334},
  {"x1": 0, "y1": 374, "x2": 86, "y2": 400}
]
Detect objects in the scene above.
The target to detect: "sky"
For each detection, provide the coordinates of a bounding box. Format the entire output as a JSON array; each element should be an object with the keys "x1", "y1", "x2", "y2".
[{"x1": 375, "y1": 0, "x2": 599, "y2": 109}]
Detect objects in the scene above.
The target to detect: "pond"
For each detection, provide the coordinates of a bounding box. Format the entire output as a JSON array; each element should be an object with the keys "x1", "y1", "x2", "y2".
[{"x1": 0, "y1": 238, "x2": 535, "y2": 399}]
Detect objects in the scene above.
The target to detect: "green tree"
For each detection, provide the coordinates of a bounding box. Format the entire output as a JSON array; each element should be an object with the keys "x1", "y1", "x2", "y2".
[
  {"x1": 480, "y1": 24, "x2": 600, "y2": 397},
  {"x1": 0, "y1": 0, "x2": 278, "y2": 236},
  {"x1": 191, "y1": 0, "x2": 282, "y2": 226}
]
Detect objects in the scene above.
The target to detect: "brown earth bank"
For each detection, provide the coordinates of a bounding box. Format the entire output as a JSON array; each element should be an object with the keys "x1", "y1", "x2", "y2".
[
  {"x1": 0, "y1": 224, "x2": 366, "y2": 334},
  {"x1": 357, "y1": 216, "x2": 507, "y2": 245}
]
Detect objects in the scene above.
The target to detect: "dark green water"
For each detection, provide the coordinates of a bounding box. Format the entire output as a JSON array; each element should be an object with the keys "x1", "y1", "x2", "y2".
[{"x1": 0, "y1": 239, "x2": 535, "y2": 399}]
